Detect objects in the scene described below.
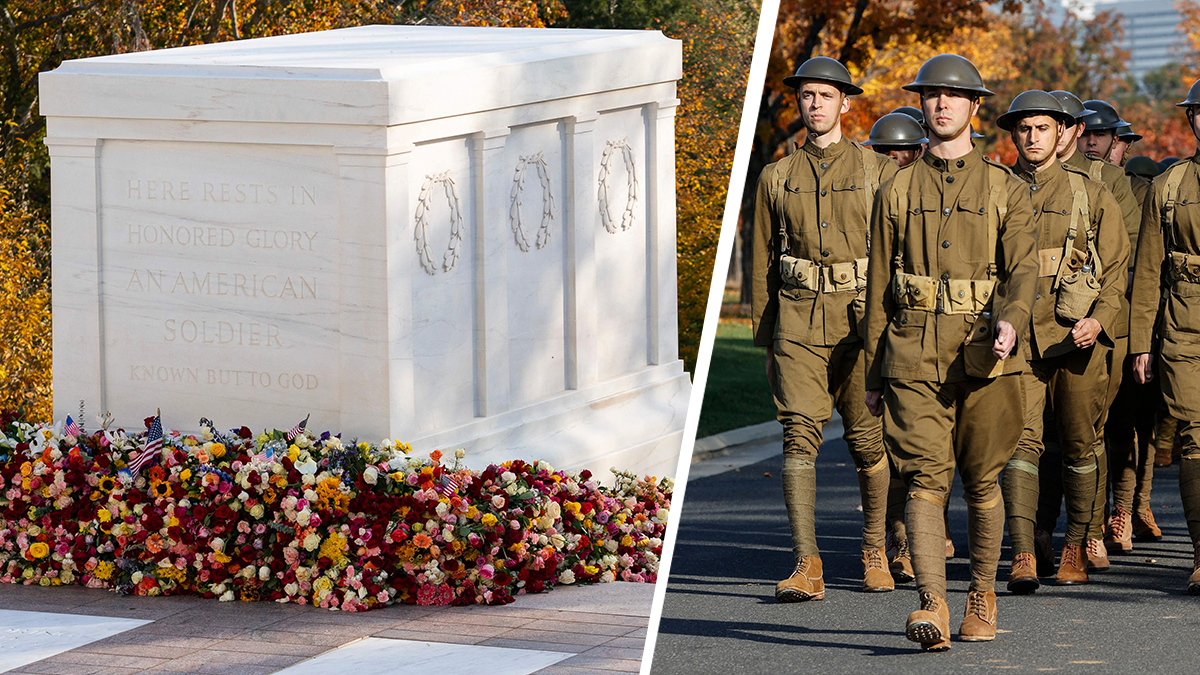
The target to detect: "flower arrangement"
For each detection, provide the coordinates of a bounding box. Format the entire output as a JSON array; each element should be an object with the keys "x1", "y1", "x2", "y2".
[{"x1": 0, "y1": 411, "x2": 671, "y2": 611}]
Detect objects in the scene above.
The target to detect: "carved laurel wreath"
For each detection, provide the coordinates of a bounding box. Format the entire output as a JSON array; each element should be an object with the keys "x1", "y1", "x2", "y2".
[
  {"x1": 598, "y1": 139, "x2": 639, "y2": 234},
  {"x1": 510, "y1": 153, "x2": 556, "y2": 252},
  {"x1": 414, "y1": 171, "x2": 464, "y2": 275}
]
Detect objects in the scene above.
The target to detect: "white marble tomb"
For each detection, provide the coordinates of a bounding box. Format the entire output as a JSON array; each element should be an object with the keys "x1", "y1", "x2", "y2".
[{"x1": 41, "y1": 26, "x2": 689, "y2": 479}]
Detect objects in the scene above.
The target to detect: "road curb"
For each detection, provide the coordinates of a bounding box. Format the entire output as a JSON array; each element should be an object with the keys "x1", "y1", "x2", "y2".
[{"x1": 691, "y1": 420, "x2": 781, "y2": 462}]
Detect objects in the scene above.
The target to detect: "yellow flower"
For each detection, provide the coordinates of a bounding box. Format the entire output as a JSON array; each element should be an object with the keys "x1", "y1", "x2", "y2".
[
  {"x1": 318, "y1": 533, "x2": 348, "y2": 564},
  {"x1": 210, "y1": 443, "x2": 226, "y2": 459},
  {"x1": 28, "y1": 542, "x2": 49, "y2": 559},
  {"x1": 179, "y1": 468, "x2": 192, "y2": 481},
  {"x1": 481, "y1": 514, "x2": 498, "y2": 527},
  {"x1": 94, "y1": 561, "x2": 115, "y2": 580},
  {"x1": 96, "y1": 508, "x2": 112, "y2": 523},
  {"x1": 621, "y1": 535, "x2": 634, "y2": 547},
  {"x1": 214, "y1": 552, "x2": 232, "y2": 564}
]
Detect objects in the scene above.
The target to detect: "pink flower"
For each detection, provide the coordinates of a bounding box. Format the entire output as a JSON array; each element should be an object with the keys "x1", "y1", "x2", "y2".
[{"x1": 479, "y1": 564, "x2": 495, "y2": 580}]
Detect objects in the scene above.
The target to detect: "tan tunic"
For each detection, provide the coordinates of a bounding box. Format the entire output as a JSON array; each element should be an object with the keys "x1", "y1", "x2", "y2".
[
  {"x1": 864, "y1": 148, "x2": 1039, "y2": 388},
  {"x1": 1010, "y1": 161, "x2": 1129, "y2": 360},
  {"x1": 751, "y1": 136, "x2": 898, "y2": 347}
]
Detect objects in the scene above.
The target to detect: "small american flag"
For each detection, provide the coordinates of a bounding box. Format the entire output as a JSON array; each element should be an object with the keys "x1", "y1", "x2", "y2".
[
  {"x1": 64, "y1": 416, "x2": 81, "y2": 437},
  {"x1": 128, "y1": 412, "x2": 163, "y2": 474},
  {"x1": 435, "y1": 474, "x2": 460, "y2": 497},
  {"x1": 286, "y1": 414, "x2": 310, "y2": 442}
]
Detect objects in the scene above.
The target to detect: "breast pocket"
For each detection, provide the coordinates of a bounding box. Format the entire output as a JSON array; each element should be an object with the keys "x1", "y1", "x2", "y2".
[
  {"x1": 1174, "y1": 188, "x2": 1200, "y2": 245},
  {"x1": 953, "y1": 193, "x2": 991, "y2": 264},
  {"x1": 1036, "y1": 199, "x2": 1077, "y2": 248},
  {"x1": 883, "y1": 308, "x2": 927, "y2": 372},
  {"x1": 831, "y1": 177, "x2": 869, "y2": 232},
  {"x1": 781, "y1": 175, "x2": 818, "y2": 233}
]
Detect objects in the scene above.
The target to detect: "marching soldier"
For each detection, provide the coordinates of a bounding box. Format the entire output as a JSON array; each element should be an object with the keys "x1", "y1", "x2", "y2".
[
  {"x1": 864, "y1": 54, "x2": 1038, "y2": 650},
  {"x1": 1037, "y1": 90, "x2": 1142, "y2": 571},
  {"x1": 996, "y1": 91, "x2": 1129, "y2": 593},
  {"x1": 1130, "y1": 79, "x2": 1200, "y2": 593},
  {"x1": 750, "y1": 56, "x2": 899, "y2": 602},
  {"x1": 1125, "y1": 155, "x2": 1162, "y2": 206},
  {"x1": 1110, "y1": 123, "x2": 1142, "y2": 167}
]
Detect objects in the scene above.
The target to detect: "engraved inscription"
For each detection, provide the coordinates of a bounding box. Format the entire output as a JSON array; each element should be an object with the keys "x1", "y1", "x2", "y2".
[
  {"x1": 163, "y1": 319, "x2": 282, "y2": 348},
  {"x1": 125, "y1": 179, "x2": 316, "y2": 206},
  {"x1": 123, "y1": 270, "x2": 317, "y2": 299},
  {"x1": 129, "y1": 365, "x2": 320, "y2": 390},
  {"x1": 126, "y1": 225, "x2": 318, "y2": 251}
]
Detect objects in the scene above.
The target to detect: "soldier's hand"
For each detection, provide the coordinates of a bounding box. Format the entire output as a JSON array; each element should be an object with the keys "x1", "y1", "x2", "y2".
[
  {"x1": 1071, "y1": 318, "x2": 1102, "y2": 349},
  {"x1": 865, "y1": 389, "x2": 883, "y2": 417},
  {"x1": 992, "y1": 320, "x2": 1017, "y2": 359},
  {"x1": 765, "y1": 345, "x2": 774, "y2": 382},
  {"x1": 1134, "y1": 353, "x2": 1155, "y2": 384}
]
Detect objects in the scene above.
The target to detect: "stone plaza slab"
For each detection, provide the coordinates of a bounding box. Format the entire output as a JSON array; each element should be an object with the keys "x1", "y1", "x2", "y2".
[
  {"x1": 0, "y1": 609, "x2": 150, "y2": 672},
  {"x1": 41, "y1": 26, "x2": 689, "y2": 478},
  {"x1": 274, "y1": 637, "x2": 571, "y2": 675}
]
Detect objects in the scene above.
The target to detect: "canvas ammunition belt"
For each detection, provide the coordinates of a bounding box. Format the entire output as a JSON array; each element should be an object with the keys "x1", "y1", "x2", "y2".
[
  {"x1": 892, "y1": 272, "x2": 996, "y2": 315},
  {"x1": 780, "y1": 256, "x2": 868, "y2": 293}
]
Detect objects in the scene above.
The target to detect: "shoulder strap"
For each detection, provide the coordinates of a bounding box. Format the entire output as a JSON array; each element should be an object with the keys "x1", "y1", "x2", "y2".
[
  {"x1": 1055, "y1": 172, "x2": 1092, "y2": 290},
  {"x1": 1089, "y1": 159, "x2": 1104, "y2": 183},
  {"x1": 858, "y1": 143, "x2": 879, "y2": 252},
  {"x1": 890, "y1": 167, "x2": 914, "y2": 271},
  {"x1": 986, "y1": 164, "x2": 1008, "y2": 279},
  {"x1": 1161, "y1": 161, "x2": 1189, "y2": 254},
  {"x1": 770, "y1": 158, "x2": 789, "y2": 254}
]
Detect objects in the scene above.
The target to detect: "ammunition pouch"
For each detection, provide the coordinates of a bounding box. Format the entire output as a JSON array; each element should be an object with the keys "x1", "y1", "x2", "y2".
[
  {"x1": 1169, "y1": 251, "x2": 1200, "y2": 287},
  {"x1": 893, "y1": 273, "x2": 996, "y2": 315},
  {"x1": 780, "y1": 255, "x2": 868, "y2": 293},
  {"x1": 1037, "y1": 247, "x2": 1086, "y2": 278}
]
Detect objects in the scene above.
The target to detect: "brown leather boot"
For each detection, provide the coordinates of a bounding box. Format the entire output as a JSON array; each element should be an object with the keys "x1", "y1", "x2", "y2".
[
  {"x1": 1104, "y1": 506, "x2": 1133, "y2": 553},
  {"x1": 1056, "y1": 543, "x2": 1089, "y2": 585},
  {"x1": 775, "y1": 556, "x2": 824, "y2": 602},
  {"x1": 1189, "y1": 545, "x2": 1200, "y2": 595},
  {"x1": 959, "y1": 589, "x2": 998, "y2": 641},
  {"x1": 906, "y1": 591, "x2": 951, "y2": 651},
  {"x1": 1007, "y1": 552, "x2": 1040, "y2": 595},
  {"x1": 862, "y1": 547, "x2": 895, "y2": 592},
  {"x1": 1133, "y1": 509, "x2": 1163, "y2": 541},
  {"x1": 1086, "y1": 538, "x2": 1110, "y2": 572},
  {"x1": 890, "y1": 537, "x2": 915, "y2": 583},
  {"x1": 1034, "y1": 529, "x2": 1054, "y2": 578}
]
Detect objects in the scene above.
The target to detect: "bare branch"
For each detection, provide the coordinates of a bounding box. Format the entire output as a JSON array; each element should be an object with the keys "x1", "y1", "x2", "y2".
[{"x1": 10, "y1": 2, "x2": 98, "y2": 34}]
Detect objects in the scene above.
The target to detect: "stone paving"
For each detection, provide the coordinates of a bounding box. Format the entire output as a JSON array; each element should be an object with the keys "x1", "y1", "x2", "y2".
[{"x1": 0, "y1": 580, "x2": 652, "y2": 675}]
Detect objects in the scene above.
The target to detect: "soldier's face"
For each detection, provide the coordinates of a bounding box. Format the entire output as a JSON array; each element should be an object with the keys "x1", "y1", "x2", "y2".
[
  {"x1": 1107, "y1": 138, "x2": 1129, "y2": 165},
  {"x1": 919, "y1": 88, "x2": 979, "y2": 142},
  {"x1": 1057, "y1": 122, "x2": 1082, "y2": 159},
  {"x1": 797, "y1": 82, "x2": 849, "y2": 136},
  {"x1": 1078, "y1": 130, "x2": 1115, "y2": 160},
  {"x1": 1011, "y1": 115, "x2": 1062, "y2": 166},
  {"x1": 872, "y1": 146, "x2": 921, "y2": 167}
]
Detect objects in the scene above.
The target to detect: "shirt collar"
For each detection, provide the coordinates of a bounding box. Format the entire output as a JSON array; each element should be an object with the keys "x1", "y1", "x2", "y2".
[
  {"x1": 801, "y1": 135, "x2": 850, "y2": 160},
  {"x1": 921, "y1": 147, "x2": 982, "y2": 174}
]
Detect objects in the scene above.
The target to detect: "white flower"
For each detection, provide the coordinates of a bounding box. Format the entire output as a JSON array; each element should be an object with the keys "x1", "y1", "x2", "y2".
[
  {"x1": 303, "y1": 533, "x2": 321, "y2": 551},
  {"x1": 296, "y1": 458, "x2": 317, "y2": 475},
  {"x1": 363, "y1": 466, "x2": 378, "y2": 485},
  {"x1": 558, "y1": 570, "x2": 576, "y2": 585},
  {"x1": 219, "y1": 590, "x2": 234, "y2": 602}
]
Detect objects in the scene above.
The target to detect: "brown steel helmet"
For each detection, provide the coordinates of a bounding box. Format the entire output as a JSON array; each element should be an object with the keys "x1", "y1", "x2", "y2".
[
  {"x1": 1048, "y1": 90, "x2": 1087, "y2": 123},
  {"x1": 1178, "y1": 78, "x2": 1200, "y2": 107},
  {"x1": 1116, "y1": 123, "x2": 1142, "y2": 143},
  {"x1": 892, "y1": 106, "x2": 925, "y2": 125},
  {"x1": 1079, "y1": 100, "x2": 1123, "y2": 131},
  {"x1": 1124, "y1": 155, "x2": 1162, "y2": 178},
  {"x1": 863, "y1": 113, "x2": 928, "y2": 147},
  {"x1": 996, "y1": 90, "x2": 1074, "y2": 131},
  {"x1": 903, "y1": 54, "x2": 993, "y2": 96},
  {"x1": 783, "y1": 57, "x2": 863, "y2": 95}
]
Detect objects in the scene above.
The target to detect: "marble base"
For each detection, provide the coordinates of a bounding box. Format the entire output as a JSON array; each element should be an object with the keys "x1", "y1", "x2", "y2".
[
  {"x1": 0, "y1": 609, "x2": 150, "y2": 673},
  {"x1": 275, "y1": 637, "x2": 571, "y2": 675}
]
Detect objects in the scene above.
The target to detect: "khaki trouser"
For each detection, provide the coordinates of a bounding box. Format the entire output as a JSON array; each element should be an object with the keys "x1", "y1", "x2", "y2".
[
  {"x1": 771, "y1": 338, "x2": 884, "y2": 466},
  {"x1": 771, "y1": 338, "x2": 886, "y2": 555},
  {"x1": 883, "y1": 374, "x2": 1024, "y2": 596},
  {"x1": 1107, "y1": 352, "x2": 1160, "y2": 514}
]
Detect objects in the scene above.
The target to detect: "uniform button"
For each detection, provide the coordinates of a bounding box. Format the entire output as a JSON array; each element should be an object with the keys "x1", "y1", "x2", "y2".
[
  {"x1": 941, "y1": 273, "x2": 950, "y2": 281},
  {"x1": 1037, "y1": 293, "x2": 1042, "y2": 299},
  {"x1": 1061, "y1": 209, "x2": 1068, "y2": 215},
  {"x1": 946, "y1": 175, "x2": 955, "y2": 183},
  {"x1": 820, "y1": 162, "x2": 828, "y2": 170},
  {"x1": 942, "y1": 207, "x2": 951, "y2": 216},
  {"x1": 821, "y1": 250, "x2": 830, "y2": 257},
  {"x1": 1031, "y1": 184, "x2": 1039, "y2": 191},
  {"x1": 1033, "y1": 209, "x2": 1039, "y2": 216},
  {"x1": 821, "y1": 221, "x2": 828, "y2": 228},
  {"x1": 942, "y1": 240, "x2": 951, "y2": 248},
  {"x1": 820, "y1": 189, "x2": 827, "y2": 196},
  {"x1": 901, "y1": 317, "x2": 908, "y2": 325},
  {"x1": 958, "y1": 290, "x2": 965, "y2": 297},
  {"x1": 957, "y1": 160, "x2": 965, "y2": 168}
]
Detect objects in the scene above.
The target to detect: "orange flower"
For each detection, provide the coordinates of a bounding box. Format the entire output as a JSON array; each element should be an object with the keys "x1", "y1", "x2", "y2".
[
  {"x1": 430, "y1": 450, "x2": 442, "y2": 463},
  {"x1": 148, "y1": 466, "x2": 166, "y2": 482},
  {"x1": 413, "y1": 533, "x2": 433, "y2": 549}
]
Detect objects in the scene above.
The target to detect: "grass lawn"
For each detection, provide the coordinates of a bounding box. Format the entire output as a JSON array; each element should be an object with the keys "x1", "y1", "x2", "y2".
[{"x1": 696, "y1": 319, "x2": 777, "y2": 439}]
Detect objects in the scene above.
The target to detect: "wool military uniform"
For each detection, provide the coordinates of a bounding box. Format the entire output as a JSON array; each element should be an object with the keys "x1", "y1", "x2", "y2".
[
  {"x1": 751, "y1": 134, "x2": 899, "y2": 594},
  {"x1": 1001, "y1": 160, "x2": 1129, "y2": 588},
  {"x1": 864, "y1": 147, "x2": 1039, "y2": 604},
  {"x1": 1129, "y1": 152, "x2": 1200, "y2": 586}
]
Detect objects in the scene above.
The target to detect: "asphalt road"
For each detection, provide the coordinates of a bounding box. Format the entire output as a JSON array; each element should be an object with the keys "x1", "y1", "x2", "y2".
[{"x1": 651, "y1": 434, "x2": 1200, "y2": 674}]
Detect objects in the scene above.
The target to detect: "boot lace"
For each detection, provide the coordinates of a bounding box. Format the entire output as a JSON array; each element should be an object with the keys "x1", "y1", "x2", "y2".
[
  {"x1": 919, "y1": 591, "x2": 942, "y2": 612},
  {"x1": 1013, "y1": 551, "x2": 1035, "y2": 569},
  {"x1": 896, "y1": 538, "x2": 911, "y2": 561},
  {"x1": 1141, "y1": 509, "x2": 1158, "y2": 529},
  {"x1": 1061, "y1": 544, "x2": 1081, "y2": 568},
  {"x1": 793, "y1": 557, "x2": 813, "y2": 575},
  {"x1": 1087, "y1": 538, "x2": 1106, "y2": 559},
  {"x1": 864, "y1": 548, "x2": 887, "y2": 571},
  {"x1": 966, "y1": 591, "x2": 989, "y2": 619},
  {"x1": 1109, "y1": 507, "x2": 1130, "y2": 540}
]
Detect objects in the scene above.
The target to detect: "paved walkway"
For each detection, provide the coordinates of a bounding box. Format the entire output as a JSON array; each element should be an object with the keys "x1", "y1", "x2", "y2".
[
  {"x1": 0, "y1": 580, "x2": 652, "y2": 674},
  {"x1": 653, "y1": 431, "x2": 1200, "y2": 674}
]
